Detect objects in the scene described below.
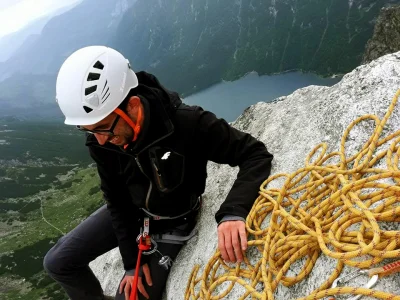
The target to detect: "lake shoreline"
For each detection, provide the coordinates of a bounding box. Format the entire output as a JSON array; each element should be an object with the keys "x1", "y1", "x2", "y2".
[
  {"x1": 185, "y1": 71, "x2": 341, "y2": 122},
  {"x1": 183, "y1": 69, "x2": 344, "y2": 99}
]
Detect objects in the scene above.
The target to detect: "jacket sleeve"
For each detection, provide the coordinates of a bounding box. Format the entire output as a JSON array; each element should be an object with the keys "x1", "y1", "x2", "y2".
[
  {"x1": 88, "y1": 146, "x2": 143, "y2": 271},
  {"x1": 194, "y1": 108, "x2": 273, "y2": 223}
]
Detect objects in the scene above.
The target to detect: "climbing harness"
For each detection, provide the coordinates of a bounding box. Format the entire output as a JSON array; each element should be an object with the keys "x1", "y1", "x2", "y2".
[
  {"x1": 141, "y1": 195, "x2": 202, "y2": 220},
  {"x1": 130, "y1": 217, "x2": 174, "y2": 299},
  {"x1": 186, "y1": 90, "x2": 400, "y2": 299},
  {"x1": 134, "y1": 233, "x2": 175, "y2": 270},
  {"x1": 130, "y1": 214, "x2": 198, "y2": 299},
  {"x1": 152, "y1": 228, "x2": 198, "y2": 245},
  {"x1": 130, "y1": 218, "x2": 151, "y2": 300}
]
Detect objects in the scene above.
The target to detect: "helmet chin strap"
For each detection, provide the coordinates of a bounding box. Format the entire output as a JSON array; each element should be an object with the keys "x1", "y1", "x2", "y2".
[{"x1": 113, "y1": 99, "x2": 142, "y2": 148}]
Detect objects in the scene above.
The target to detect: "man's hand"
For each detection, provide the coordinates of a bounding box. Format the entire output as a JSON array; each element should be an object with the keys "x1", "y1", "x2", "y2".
[
  {"x1": 217, "y1": 220, "x2": 247, "y2": 263},
  {"x1": 119, "y1": 263, "x2": 153, "y2": 300}
]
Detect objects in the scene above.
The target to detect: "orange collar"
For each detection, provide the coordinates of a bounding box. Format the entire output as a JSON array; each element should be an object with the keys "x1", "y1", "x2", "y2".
[{"x1": 114, "y1": 103, "x2": 142, "y2": 149}]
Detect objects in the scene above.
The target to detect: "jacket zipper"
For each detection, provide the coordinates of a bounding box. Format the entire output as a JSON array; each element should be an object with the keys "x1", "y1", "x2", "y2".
[
  {"x1": 135, "y1": 128, "x2": 174, "y2": 210},
  {"x1": 89, "y1": 122, "x2": 175, "y2": 211},
  {"x1": 135, "y1": 157, "x2": 153, "y2": 210},
  {"x1": 150, "y1": 157, "x2": 165, "y2": 191}
]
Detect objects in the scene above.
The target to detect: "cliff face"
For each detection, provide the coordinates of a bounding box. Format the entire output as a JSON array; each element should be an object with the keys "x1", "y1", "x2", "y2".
[
  {"x1": 90, "y1": 52, "x2": 400, "y2": 299},
  {"x1": 363, "y1": 5, "x2": 400, "y2": 63}
]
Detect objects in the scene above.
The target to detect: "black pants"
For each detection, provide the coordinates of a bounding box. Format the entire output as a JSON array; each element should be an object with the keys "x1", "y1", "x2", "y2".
[{"x1": 43, "y1": 205, "x2": 185, "y2": 300}]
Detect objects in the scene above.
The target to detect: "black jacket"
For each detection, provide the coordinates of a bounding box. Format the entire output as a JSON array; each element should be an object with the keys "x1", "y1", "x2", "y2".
[{"x1": 87, "y1": 72, "x2": 273, "y2": 270}]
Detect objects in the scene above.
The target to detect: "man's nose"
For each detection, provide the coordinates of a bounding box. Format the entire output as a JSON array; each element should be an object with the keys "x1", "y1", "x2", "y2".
[{"x1": 94, "y1": 133, "x2": 108, "y2": 145}]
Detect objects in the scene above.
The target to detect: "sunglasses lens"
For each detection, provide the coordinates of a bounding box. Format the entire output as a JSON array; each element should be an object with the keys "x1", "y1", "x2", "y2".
[
  {"x1": 75, "y1": 126, "x2": 114, "y2": 136},
  {"x1": 76, "y1": 126, "x2": 93, "y2": 134}
]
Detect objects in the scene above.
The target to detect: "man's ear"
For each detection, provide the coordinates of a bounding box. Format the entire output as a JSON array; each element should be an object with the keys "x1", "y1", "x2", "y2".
[{"x1": 126, "y1": 96, "x2": 141, "y2": 112}]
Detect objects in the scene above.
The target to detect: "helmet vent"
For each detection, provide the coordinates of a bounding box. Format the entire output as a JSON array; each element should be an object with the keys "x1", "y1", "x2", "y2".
[
  {"x1": 85, "y1": 85, "x2": 97, "y2": 96},
  {"x1": 102, "y1": 80, "x2": 108, "y2": 93},
  {"x1": 93, "y1": 61, "x2": 104, "y2": 70},
  {"x1": 102, "y1": 93, "x2": 110, "y2": 104},
  {"x1": 101, "y1": 80, "x2": 110, "y2": 104},
  {"x1": 87, "y1": 72, "x2": 100, "y2": 81},
  {"x1": 83, "y1": 106, "x2": 93, "y2": 113},
  {"x1": 102, "y1": 87, "x2": 110, "y2": 99}
]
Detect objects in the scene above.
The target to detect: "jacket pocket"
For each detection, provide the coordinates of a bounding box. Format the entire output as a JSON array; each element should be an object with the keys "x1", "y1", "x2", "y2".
[{"x1": 148, "y1": 146, "x2": 185, "y2": 193}]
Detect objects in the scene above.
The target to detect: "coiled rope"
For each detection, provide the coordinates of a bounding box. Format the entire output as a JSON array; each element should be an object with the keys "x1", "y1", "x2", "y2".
[{"x1": 185, "y1": 90, "x2": 400, "y2": 300}]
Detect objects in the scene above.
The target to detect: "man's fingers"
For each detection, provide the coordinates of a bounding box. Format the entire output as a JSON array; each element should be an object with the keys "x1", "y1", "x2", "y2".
[
  {"x1": 120, "y1": 265, "x2": 152, "y2": 300},
  {"x1": 137, "y1": 277, "x2": 150, "y2": 299},
  {"x1": 218, "y1": 221, "x2": 248, "y2": 263},
  {"x1": 124, "y1": 278, "x2": 131, "y2": 300},
  {"x1": 231, "y1": 229, "x2": 243, "y2": 262},
  {"x1": 142, "y1": 264, "x2": 153, "y2": 286},
  {"x1": 224, "y1": 231, "x2": 236, "y2": 262},
  {"x1": 218, "y1": 229, "x2": 229, "y2": 262},
  {"x1": 239, "y1": 224, "x2": 248, "y2": 251},
  {"x1": 119, "y1": 277, "x2": 127, "y2": 294}
]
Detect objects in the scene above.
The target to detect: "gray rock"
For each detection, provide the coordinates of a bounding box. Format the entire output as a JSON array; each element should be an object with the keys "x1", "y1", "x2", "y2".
[{"x1": 91, "y1": 52, "x2": 400, "y2": 299}]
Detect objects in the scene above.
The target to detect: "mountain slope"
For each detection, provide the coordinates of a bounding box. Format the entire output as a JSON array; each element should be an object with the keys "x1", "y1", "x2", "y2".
[
  {"x1": 363, "y1": 5, "x2": 400, "y2": 62},
  {"x1": 0, "y1": 0, "x2": 133, "y2": 80},
  {"x1": 1, "y1": 0, "x2": 398, "y2": 116},
  {"x1": 0, "y1": 1, "x2": 82, "y2": 63},
  {"x1": 112, "y1": 0, "x2": 400, "y2": 95}
]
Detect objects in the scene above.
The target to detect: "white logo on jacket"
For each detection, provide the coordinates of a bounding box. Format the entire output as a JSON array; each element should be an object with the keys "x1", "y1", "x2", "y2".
[{"x1": 161, "y1": 152, "x2": 171, "y2": 160}]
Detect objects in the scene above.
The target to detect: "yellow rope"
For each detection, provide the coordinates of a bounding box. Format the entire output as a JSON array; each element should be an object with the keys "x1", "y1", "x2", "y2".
[{"x1": 185, "y1": 90, "x2": 400, "y2": 300}]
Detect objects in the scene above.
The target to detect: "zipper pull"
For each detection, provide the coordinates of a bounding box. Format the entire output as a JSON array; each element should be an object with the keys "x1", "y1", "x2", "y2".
[
  {"x1": 151, "y1": 158, "x2": 162, "y2": 176},
  {"x1": 135, "y1": 157, "x2": 142, "y2": 169},
  {"x1": 151, "y1": 158, "x2": 165, "y2": 190}
]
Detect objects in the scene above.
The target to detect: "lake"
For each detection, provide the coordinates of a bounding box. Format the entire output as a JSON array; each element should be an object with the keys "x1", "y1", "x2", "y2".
[{"x1": 184, "y1": 71, "x2": 341, "y2": 122}]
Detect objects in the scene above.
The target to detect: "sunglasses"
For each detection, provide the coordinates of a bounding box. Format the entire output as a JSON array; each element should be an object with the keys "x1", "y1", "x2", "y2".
[{"x1": 76, "y1": 115, "x2": 121, "y2": 136}]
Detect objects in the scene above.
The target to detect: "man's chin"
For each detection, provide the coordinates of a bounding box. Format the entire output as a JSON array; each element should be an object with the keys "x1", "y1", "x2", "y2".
[
  {"x1": 109, "y1": 136, "x2": 125, "y2": 146},
  {"x1": 111, "y1": 142, "x2": 124, "y2": 146}
]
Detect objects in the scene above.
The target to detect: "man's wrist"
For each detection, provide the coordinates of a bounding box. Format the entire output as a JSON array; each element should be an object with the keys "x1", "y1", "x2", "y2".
[
  {"x1": 126, "y1": 269, "x2": 135, "y2": 276},
  {"x1": 218, "y1": 215, "x2": 245, "y2": 226},
  {"x1": 125, "y1": 267, "x2": 143, "y2": 277}
]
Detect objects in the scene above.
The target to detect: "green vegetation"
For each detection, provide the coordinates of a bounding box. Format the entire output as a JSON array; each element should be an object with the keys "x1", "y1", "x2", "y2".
[
  {"x1": 0, "y1": 167, "x2": 104, "y2": 300},
  {"x1": 0, "y1": 120, "x2": 88, "y2": 162},
  {"x1": 0, "y1": 120, "x2": 101, "y2": 299},
  {"x1": 0, "y1": 120, "x2": 91, "y2": 199}
]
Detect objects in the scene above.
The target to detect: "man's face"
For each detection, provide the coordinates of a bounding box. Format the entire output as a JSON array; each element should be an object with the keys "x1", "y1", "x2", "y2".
[{"x1": 82, "y1": 113, "x2": 133, "y2": 146}]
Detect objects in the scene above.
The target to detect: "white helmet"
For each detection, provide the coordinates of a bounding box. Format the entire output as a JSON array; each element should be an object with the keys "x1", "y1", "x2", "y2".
[{"x1": 56, "y1": 46, "x2": 138, "y2": 125}]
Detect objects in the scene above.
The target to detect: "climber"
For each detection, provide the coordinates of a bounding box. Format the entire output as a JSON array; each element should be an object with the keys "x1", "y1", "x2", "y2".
[{"x1": 43, "y1": 46, "x2": 273, "y2": 300}]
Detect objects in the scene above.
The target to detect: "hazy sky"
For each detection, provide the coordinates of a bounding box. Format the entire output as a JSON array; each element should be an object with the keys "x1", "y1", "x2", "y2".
[{"x1": 0, "y1": 0, "x2": 82, "y2": 38}]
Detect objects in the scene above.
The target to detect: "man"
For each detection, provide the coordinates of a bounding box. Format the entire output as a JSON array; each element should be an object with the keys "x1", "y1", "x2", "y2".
[{"x1": 43, "y1": 46, "x2": 273, "y2": 300}]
